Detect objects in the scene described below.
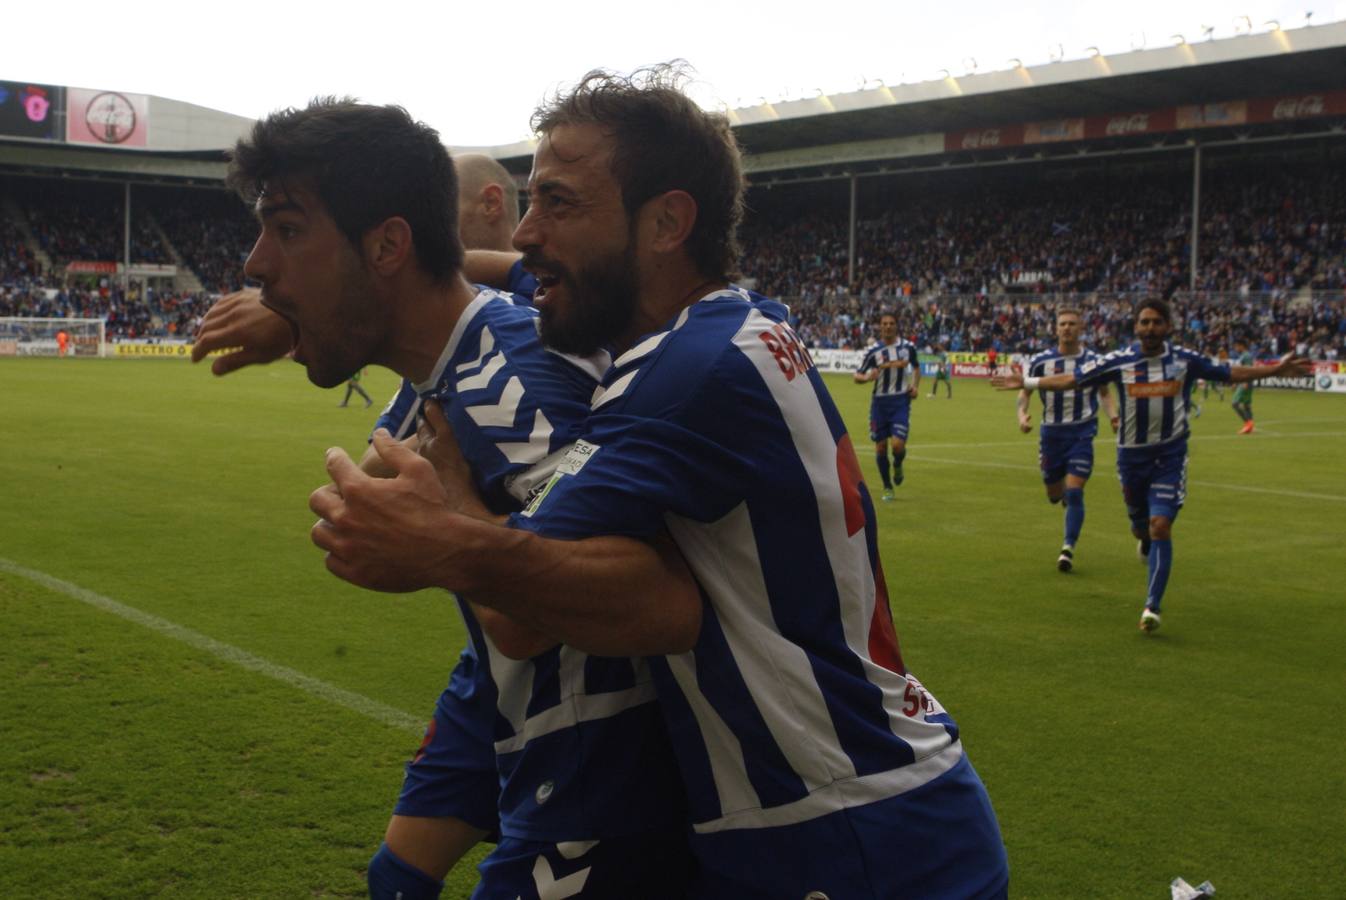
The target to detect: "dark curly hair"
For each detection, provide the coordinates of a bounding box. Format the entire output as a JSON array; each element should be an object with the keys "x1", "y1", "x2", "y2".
[
  {"x1": 531, "y1": 63, "x2": 744, "y2": 282},
  {"x1": 227, "y1": 97, "x2": 462, "y2": 281}
]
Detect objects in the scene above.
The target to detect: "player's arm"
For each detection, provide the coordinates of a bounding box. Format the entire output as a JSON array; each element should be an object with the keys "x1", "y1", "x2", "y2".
[
  {"x1": 908, "y1": 355, "x2": 920, "y2": 395},
  {"x1": 853, "y1": 361, "x2": 875, "y2": 383},
  {"x1": 1098, "y1": 383, "x2": 1120, "y2": 433},
  {"x1": 311, "y1": 423, "x2": 700, "y2": 657},
  {"x1": 1016, "y1": 389, "x2": 1033, "y2": 433},
  {"x1": 463, "y1": 250, "x2": 523, "y2": 289},
  {"x1": 1227, "y1": 352, "x2": 1311, "y2": 383},
  {"x1": 992, "y1": 371, "x2": 1076, "y2": 392},
  {"x1": 469, "y1": 601, "x2": 557, "y2": 660},
  {"x1": 190, "y1": 288, "x2": 294, "y2": 375}
]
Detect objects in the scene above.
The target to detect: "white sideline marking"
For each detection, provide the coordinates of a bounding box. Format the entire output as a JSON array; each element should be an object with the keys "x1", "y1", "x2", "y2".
[
  {"x1": 0, "y1": 558, "x2": 423, "y2": 734},
  {"x1": 905, "y1": 456, "x2": 1346, "y2": 503}
]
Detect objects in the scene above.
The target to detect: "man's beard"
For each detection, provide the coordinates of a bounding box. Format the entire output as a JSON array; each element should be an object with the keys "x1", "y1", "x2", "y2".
[{"x1": 537, "y1": 249, "x2": 640, "y2": 357}]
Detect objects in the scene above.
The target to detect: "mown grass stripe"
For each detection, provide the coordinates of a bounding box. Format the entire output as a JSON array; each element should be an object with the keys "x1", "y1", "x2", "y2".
[{"x1": 0, "y1": 557, "x2": 423, "y2": 734}]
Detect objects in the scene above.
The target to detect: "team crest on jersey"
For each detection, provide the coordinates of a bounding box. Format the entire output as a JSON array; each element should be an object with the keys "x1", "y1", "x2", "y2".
[
  {"x1": 1127, "y1": 381, "x2": 1180, "y2": 398},
  {"x1": 522, "y1": 441, "x2": 599, "y2": 517}
]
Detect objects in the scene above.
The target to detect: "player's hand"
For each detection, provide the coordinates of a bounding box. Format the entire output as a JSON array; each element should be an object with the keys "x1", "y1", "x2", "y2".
[
  {"x1": 310, "y1": 434, "x2": 479, "y2": 593},
  {"x1": 191, "y1": 288, "x2": 293, "y2": 375},
  {"x1": 1109, "y1": 415, "x2": 1120, "y2": 434},
  {"x1": 1018, "y1": 415, "x2": 1032, "y2": 434},
  {"x1": 416, "y1": 402, "x2": 491, "y2": 520},
  {"x1": 990, "y1": 373, "x2": 1023, "y2": 391},
  {"x1": 1275, "y1": 353, "x2": 1312, "y2": 377}
]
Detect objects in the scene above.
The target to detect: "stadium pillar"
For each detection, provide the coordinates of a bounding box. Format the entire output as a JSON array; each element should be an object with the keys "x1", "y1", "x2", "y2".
[
  {"x1": 1189, "y1": 143, "x2": 1201, "y2": 291},
  {"x1": 123, "y1": 181, "x2": 132, "y2": 291},
  {"x1": 848, "y1": 175, "x2": 857, "y2": 289}
]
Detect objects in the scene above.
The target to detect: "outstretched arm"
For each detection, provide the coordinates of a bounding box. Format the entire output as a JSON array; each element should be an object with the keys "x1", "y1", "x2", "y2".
[
  {"x1": 190, "y1": 288, "x2": 293, "y2": 375},
  {"x1": 1227, "y1": 353, "x2": 1312, "y2": 383},
  {"x1": 1098, "y1": 383, "x2": 1120, "y2": 433},
  {"x1": 463, "y1": 250, "x2": 524, "y2": 289},
  {"x1": 309, "y1": 428, "x2": 701, "y2": 658},
  {"x1": 1016, "y1": 389, "x2": 1033, "y2": 433},
  {"x1": 992, "y1": 371, "x2": 1077, "y2": 392}
]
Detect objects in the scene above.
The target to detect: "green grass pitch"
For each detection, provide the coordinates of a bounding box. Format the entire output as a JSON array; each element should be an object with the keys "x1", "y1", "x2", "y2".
[{"x1": 2, "y1": 357, "x2": 1344, "y2": 898}]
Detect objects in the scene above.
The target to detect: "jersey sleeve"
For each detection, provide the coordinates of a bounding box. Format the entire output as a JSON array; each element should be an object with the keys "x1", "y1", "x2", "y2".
[
  {"x1": 1075, "y1": 351, "x2": 1124, "y2": 389},
  {"x1": 509, "y1": 304, "x2": 786, "y2": 540},
  {"x1": 855, "y1": 348, "x2": 875, "y2": 376},
  {"x1": 372, "y1": 379, "x2": 423, "y2": 441},
  {"x1": 505, "y1": 261, "x2": 539, "y2": 302},
  {"x1": 1184, "y1": 349, "x2": 1233, "y2": 383}
]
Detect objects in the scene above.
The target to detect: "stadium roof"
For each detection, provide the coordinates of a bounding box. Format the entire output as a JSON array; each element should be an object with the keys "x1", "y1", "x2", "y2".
[
  {"x1": 3, "y1": 20, "x2": 1345, "y2": 185},
  {"x1": 487, "y1": 20, "x2": 1346, "y2": 175}
]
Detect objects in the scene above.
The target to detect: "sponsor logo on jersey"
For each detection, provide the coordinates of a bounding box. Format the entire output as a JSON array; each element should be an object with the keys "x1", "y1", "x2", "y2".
[
  {"x1": 522, "y1": 441, "x2": 600, "y2": 517},
  {"x1": 1126, "y1": 380, "x2": 1180, "y2": 398},
  {"x1": 557, "y1": 440, "x2": 598, "y2": 476}
]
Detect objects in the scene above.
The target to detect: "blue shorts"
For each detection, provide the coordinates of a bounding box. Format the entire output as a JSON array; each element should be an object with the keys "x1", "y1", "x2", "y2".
[
  {"x1": 395, "y1": 654, "x2": 499, "y2": 834},
  {"x1": 869, "y1": 395, "x2": 912, "y2": 443},
  {"x1": 1039, "y1": 421, "x2": 1098, "y2": 484},
  {"x1": 1116, "y1": 439, "x2": 1189, "y2": 522},
  {"x1": 471, "y1": 827, "x2": 693, "y2": 899},
  {"x1": 687, "y1": 753, "x2": 1008, "y2": 899}
]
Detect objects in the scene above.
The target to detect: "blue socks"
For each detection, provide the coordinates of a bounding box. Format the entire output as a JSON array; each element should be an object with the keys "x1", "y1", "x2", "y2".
[
  {"x1": 1063, "y1": 488, "x2": 1085, "y2": 547},
  {"x1": 367, "y1": 843, "x2": 443, "y2": 900},
  {"x1": 876, "y1": 452, "x2": 891, "y2": 489},
  {"x1": 1146, "y1": 539, "x2": 1173, "y2": 612}
]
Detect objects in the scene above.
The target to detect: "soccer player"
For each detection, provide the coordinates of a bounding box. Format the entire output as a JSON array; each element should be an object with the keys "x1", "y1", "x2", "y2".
[
  {"x1": 1231, "y1": 337, "x2": 1257, "y2": 433},
  {"x1": 372, "y1": 152, "x2": 538, "y2": 446},
  {"x1": 197, "y1": 99, "x2": 694, "y2": 899},
  {"x1": 994, "y1": 298, "x2": 1309, "y2": 633},
  {"x1": 311, "y1": 66, "x2": 1009, "y2": 898},
  {"x1": 55, "y1": 329, "x2": 69, "y2": 357},
  {"x1": 338, "y1": 367, "x2": 373, "y2": 407},
  {"x1": 854, "y1": 313, "x2": 920, "y2": 500},
  {"x1": 1016, "y1": 308, "x2": 1119, "y2": 572},
  {"x1": 929, "y1": 344, "x2": 953, "y2": 398}
]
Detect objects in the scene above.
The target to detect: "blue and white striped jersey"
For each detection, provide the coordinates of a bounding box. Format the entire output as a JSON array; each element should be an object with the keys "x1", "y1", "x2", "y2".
[
  {"x1": 376, "y1": 289, "x2": 682, "y2": 842},
  {"x1": 374, "y1": 261, "x2": 539, "y2": 441},
  {"x1": 857, "y1": 339, "x2": 918, "y2": 396},
  {"x1": 513, "y1": 288, "x2": 966, "y2": 846},
  {"x1": 1076, "y1": 342, "x2": 1231, "y2": 449},
  {"x1": 1026, "y1": 347, "x2": 1103, "y2": 427}
]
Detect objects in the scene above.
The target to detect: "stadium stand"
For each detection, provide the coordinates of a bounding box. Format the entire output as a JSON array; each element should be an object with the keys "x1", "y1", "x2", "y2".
[{"x1": 2, "y1": 23, "x2": 1345, "y2": 359}]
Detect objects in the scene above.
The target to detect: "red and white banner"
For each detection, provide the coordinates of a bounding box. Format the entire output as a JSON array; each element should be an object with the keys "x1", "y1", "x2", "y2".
[
  {"x1": 66, "y1": 87, "x2": 148, "y2": 147},
  {"x1": 947, "y1": 90, "x2": 1346, "y2": 153},
  {"x1": 1024, "y1": 119, "x2": 1085, "y2": 144},
  {"x1": 66, "y1": 261, "x2": 119, "y2": 274}
]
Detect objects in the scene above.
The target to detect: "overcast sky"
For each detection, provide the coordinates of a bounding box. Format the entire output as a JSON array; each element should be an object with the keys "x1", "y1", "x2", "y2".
[{"x1": 9, "y1": 0, "x2": 1343, "y2": 149}]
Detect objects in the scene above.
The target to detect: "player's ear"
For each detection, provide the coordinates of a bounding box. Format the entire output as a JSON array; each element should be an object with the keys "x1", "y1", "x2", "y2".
[
  {"x1": 480, "y1": 184, "x2": 505, "y2": 223},
  {"x1": 363, "y1": 217, "x2": 414, "y2": 276},
  {"x1": 643, "y1": 190, "x2": 697, "y2": 255}
]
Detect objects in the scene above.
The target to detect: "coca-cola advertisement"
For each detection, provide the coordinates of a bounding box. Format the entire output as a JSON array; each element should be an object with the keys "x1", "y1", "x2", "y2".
[{"x1": 1249, "y1": 90, "x2": 1346, "y2": 123}]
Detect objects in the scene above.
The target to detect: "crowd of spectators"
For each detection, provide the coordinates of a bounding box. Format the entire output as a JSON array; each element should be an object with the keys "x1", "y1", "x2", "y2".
[
  {"x1": 0, "y1": 276, "x2": 213, "y2": 339},
  {"x1": 740, "y1": 155, "x2": 1346, "y2": 358},
  {"x1": 2, "y1": 153, "x2": 1344, "y2": 359},
  {"x1": 140, "y1": 186, "x2": 256, "y2": 293}
]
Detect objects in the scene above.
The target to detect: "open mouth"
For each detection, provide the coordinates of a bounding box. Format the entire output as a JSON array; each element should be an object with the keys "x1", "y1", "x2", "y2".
[
  {"x1": 531, "y1": 272, "x2": 562, "y2": 304},
  {"x1": 261, "y1": 295, "x2": 303, "y2": 359}
]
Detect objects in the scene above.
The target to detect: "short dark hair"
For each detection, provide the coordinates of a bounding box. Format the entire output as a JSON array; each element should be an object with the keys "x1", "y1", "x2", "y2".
[
  {"x1": 1135, "y1": 297, "x2": 1172, "y2": 324},
  {"x1": 227, "y1": 97, "x2": 462, "y2": 281},
  {"x1": 531, "y1": 63, "x2": 744, "y2": 282}
]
